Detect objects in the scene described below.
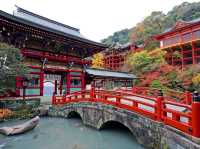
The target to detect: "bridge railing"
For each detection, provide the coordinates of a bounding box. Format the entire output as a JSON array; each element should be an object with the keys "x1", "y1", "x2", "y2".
[
  {"x1": 52, "y1": 88, "x2": 200, "y2": 138},
  {"x1": 122, "y1": 86, "x2": 192, "y2": 105},
  {"x1": 94, "y1": 90, "x2": 158, "y2": 120},
  {"x1": 162, "y1": 100, "x2": 192, "y2": 135}
]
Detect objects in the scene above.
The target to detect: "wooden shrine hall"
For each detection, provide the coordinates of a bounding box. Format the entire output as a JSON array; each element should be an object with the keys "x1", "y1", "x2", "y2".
[
  {"x1": 155, "y1": 19, "x2": 200, "y2": 67},
  {"x1": 0, "y1": 6, "x2": 109, "y2": 98}
]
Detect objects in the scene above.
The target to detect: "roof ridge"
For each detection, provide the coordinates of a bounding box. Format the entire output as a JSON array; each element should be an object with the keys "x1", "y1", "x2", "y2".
[{"x1": 15, "y1": 5, "x2": 80, "y2": 32}]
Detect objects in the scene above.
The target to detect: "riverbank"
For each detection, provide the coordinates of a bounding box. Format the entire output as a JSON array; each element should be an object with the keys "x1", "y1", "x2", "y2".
[{"x1": 0, "y1": 98, "x2": 41, "y2": 122}]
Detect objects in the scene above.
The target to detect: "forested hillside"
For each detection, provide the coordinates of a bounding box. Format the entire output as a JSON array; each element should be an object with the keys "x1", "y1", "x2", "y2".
[{"x1": 102, "y1": 2, "x2": 200, "y2": 50}]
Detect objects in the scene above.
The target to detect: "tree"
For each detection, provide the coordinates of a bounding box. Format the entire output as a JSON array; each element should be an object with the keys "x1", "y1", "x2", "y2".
[
  {"x1": 126, "y1": 48, "x2": 166, "y2": 75},
  {"x1": 91, "y1": 53, "x2": 105, "y2": 69},
  {"x1": 0, "y1": 43, "x2": 28, "y2": 95}
]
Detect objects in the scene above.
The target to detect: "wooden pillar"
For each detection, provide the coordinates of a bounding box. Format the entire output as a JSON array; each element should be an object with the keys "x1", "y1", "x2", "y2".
[
  {"x1": 170, "y1": 48, "x2": 174, "y2": 66},
  {"x1": 40, "y1": 71, "x2": 44, "y2": 96},
  {"x1": 81, "y1": 72, "x2": 85, "y2": 90},
  {"x1": 191, "y1": 41, "x2": 196, "y2": 65},
  {"x1": 15, "y1": 76, "x2": 21, "y2": 96},
  {"x1": 180, "y1": 35, "x2": 184, "y2": 69},
  {"x1": 54, "y1": 80, "x2": 58, "y2": 95},
  {"x1": 66, "y1": 72, "x2": 71, "y2": 94},
  {"x1": 157, "y1": 95, "x2": 164, "y2": 121},
  {"x1": 192, "y1": 101, "x2": 200, "y2": 137},
  {"x1": 60, "y1": 76, "x2": 63, "y2": 95},
  {"x1": 180, "y1": 45, "x2": 184, "y2": 69},
  {"x1": 191, "y1": 31, "x2": 196, "y2": 65}
]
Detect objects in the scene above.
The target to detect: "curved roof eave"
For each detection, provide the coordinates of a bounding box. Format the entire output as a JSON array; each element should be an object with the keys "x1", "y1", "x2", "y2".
[{"x1": 0, "y1": 10, "x2": 108, "y2": 49}]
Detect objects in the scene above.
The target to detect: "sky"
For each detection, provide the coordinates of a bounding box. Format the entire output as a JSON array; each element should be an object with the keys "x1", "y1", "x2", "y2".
[{"x1": 1, "y1": 0, "x2": 200, "y2": 42}]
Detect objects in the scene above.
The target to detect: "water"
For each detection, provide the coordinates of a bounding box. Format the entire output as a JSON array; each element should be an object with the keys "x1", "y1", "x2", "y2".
[{"x1": 0, "y1": 118, "x2": 145, "y2": 149}]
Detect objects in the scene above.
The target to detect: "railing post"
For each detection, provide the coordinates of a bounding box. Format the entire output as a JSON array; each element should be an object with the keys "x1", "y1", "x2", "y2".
[
  {"x1": 90, "y1": 86, "x2": 95, "y2": 101},
  {"x1": 185, "y1": 91, "x2": 192, "y2": 105},
  {"x1": 157, "y1": 90, "x2": 164, "y2": 121},
  {"x1": 192, "y1": 91, "x2": 200, "y2": 138},
  {"x1": 116, "y1": 97, "x2": 120, "y2": 107}
]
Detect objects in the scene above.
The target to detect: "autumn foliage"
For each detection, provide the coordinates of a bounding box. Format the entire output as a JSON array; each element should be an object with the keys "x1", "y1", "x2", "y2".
[
  {"x1": 126, "y1": 48, "x2": 200, "y2": 92},
  {"x1": 91, "y1": 53, "x2": 105, "y2": 69},
  {"x1": 0, "y1": 109, "x2": 13, "y2": 119}
]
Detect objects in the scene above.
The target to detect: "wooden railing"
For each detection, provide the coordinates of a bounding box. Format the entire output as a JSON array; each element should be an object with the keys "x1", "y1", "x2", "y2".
[
  {"x1": 124, "y1": 86, "x2": 193, "y2": 105},
  {"x1": 21, "y1": 49, "x2": 91, "y2": 65},
  {"x1": 52, "y1": 88, "x2": 200, "y2": 138}
]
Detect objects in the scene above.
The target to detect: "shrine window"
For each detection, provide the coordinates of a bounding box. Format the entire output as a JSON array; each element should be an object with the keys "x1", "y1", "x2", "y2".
[
  {"x1": 70, "y1": 78, "x2": 82, "y2": 86},
  {"x1": 28, "y1": 74, "x2": 40, "y2": 88}
]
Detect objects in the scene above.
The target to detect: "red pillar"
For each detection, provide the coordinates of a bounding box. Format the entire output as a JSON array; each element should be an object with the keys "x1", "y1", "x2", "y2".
[
  {"x1": 191, "y1": 42, "x2": 196, "y2": 65},
  {"x1": 52, "y1": 93, "x2": 56, "y2": 105},
  {"x1": 54, "y1": 80, "x2": 58, "y2": 95},
  {"x1": 81, "y1": 72, "x2": 85, "y2": 90},
  {"x1": 156, "y1": 95, "x2": 164, "y2": 121},
  {"x1": 192, "y1": 102, "x2": 200, "y2": 137},
  {"x1": 40, "y1": 71, "x2": 44, "y2": 96},
  {"x1": 191, "y1": 31, "x2": 196, "y2": 65},
  {"x1": 15, "y1": 76, "x2": 21, "y2": 96},
  {"x1": 59, "y1": 76, "x2": 63, "y2": 95},
  {"x1": 180, "y1": 45, "x2": 184, "y2": 69},
  {"x1": 171, "y1": 48, "x2": 174, "y2": 66},
  {"x1": 66, "y1": 72, "x2": 71, "y2": 95},
  {"x1": 90, "y1": 82, "x2": 95, "y2": 101}
]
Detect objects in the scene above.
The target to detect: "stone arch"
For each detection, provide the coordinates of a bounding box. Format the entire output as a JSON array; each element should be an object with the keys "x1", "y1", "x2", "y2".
[
  {"x1": 99, "y1": 120, "x2": 133, "y2": 133},
  {"x1": 67, "y1": 110, "x2": 83, "y2": 120},
  {"x1": 99, "y1": 120, "x2": 131, "y2": 131}
]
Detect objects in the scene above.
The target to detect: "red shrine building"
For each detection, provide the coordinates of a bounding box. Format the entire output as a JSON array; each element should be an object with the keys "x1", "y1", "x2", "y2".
[
  {"x1": 0, "y1": 7, "x2": 107, "y2": 97},
  {"x1": 0, "y1": 7, "x2": 136, "y2": 99},
  {"x1": 104, "y1": 43, "x2": 143, "y2": 71},
  {"x1": 155, "y1": 19, "x2": 200, "y2": 67}
]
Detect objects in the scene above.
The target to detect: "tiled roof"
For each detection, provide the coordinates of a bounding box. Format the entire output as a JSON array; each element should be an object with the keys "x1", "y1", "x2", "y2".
[
  {"x1": 0, "y1": 7, "x2": 107, "y2": 48},
  {"x1": 85, "y1": 68, "x2": 136, "y2": 79},
  {"x1": 14, "y1": 6, "x2": 84, "y2": 39}
]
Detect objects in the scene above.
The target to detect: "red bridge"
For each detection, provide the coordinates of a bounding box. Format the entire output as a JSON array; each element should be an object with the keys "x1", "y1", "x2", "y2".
[{"x1": 52, "y1": 87, "x2": 200, "y2": 138}]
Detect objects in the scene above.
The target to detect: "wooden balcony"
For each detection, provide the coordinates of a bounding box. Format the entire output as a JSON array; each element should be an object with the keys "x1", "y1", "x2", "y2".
[{"x1": 21, "y1": 49, "x2": 91, "y2": 65}]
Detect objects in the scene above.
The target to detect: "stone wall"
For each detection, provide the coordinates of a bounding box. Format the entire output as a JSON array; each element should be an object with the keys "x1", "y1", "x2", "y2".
[{"x1": 48, "y1": 102, "x2": 200, "y2": 149}]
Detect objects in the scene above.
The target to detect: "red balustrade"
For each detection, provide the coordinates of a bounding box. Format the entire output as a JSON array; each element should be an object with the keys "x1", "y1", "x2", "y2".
[
  {"x1": 52, "y1": 88, "x2": 200, "y2": 138},
  {"x1": 130, "y1": 87, "x2": 192, "y2": 104},
  {"x1": 21, "y1": 49, "x2": 91, "y2": 65}
]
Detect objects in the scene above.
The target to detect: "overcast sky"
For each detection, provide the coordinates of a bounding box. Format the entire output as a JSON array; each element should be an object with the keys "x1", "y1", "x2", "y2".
[{"x1": 1, "y1": 0, "x2": 200, "y2": 42}]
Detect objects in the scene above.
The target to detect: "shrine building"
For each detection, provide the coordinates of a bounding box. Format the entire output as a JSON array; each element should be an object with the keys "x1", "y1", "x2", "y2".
[
  {"x1": 154, "y1": 19, "x2": 200, "y2": 67},
  {"x1": 0, "y1": 6, "x2": 136, "y2": 99}
]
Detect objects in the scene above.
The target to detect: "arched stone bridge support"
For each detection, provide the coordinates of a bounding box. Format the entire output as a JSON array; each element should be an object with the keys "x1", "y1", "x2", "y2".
[{"x1": 48, "y1": 102, "x2": 200, "y2": 149}]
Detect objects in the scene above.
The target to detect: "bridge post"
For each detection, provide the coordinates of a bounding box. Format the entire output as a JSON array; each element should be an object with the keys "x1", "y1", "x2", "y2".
[
  {"x1": 90, "y1": 86, "x2": 95, "y2": 101},
  {"x1": 156, "y1": 90, "x2": 164, "y2": 121},
  {"x1": 192, "y1": 91, "x2": 200, "y2": 138}
]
